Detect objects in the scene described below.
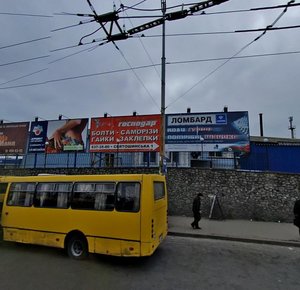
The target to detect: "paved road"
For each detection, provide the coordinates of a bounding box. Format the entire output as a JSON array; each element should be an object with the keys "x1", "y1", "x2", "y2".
[{"x1": 0, "y1": 236, "x2": 299, "y2": 290}]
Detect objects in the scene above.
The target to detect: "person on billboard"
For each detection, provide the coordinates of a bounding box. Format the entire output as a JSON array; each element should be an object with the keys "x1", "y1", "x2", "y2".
[{"x1": 46, "y1": 119, "x2": 88, "y2": 153}]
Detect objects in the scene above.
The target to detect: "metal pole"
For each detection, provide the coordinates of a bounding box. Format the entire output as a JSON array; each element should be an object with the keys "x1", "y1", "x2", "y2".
[
  {"x1": 259, "y1": 113, "x2": 264, "y2": 137},
  {"x1": 116, "y1": 140, "x2": 119, "y2": 167},
  {"x1": 74, "y1": 151, "x2": 77, "y2": 168},
  {"x1": 289, "y1": 116, "x2": 295, "y2": 139},
  {"x1": 160, "y1": 0, "x2": 166, "y2": 174},
  {"x1": 44, "y1": 153, "x2": 47, "y2": 168}
]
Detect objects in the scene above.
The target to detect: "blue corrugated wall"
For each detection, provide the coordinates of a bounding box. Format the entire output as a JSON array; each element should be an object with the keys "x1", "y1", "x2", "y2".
[{"x1": 240, "y1": 143, "x2": 300, "y2": 173}]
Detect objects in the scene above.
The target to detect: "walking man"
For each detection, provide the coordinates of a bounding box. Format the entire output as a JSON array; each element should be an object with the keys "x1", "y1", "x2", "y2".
[
  {"x1": 191, "y1": 193, "x2": 203, "y2": 229},
  {"x1": 293, "y1": 199, "x2": 300, "y2": 236}
]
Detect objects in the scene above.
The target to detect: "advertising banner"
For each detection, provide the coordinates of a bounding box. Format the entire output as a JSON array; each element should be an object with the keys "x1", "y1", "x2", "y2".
[
  {"x1": 165, "y1": 111, "x2": 250, "y2": 154},
  {"x1": 28, "y1": 119, "x2": 88, "y2": 153},
  {"x1": 90, "y1": 115, "x2": 160, "y2": 152},
  {"x1": 0, "y1": 122, "x2": 29, "y2": 154}
]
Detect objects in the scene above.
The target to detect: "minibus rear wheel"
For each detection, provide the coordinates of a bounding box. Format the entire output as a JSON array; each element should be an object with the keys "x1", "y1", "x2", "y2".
[{"x1": 67, "y1": 234, "x2": 88, "y2": 260}]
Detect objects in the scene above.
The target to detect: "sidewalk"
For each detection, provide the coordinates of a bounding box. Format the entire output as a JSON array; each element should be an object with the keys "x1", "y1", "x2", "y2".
[{"x1": 168, "y1": 216, "x2": 300, "y2": 248}]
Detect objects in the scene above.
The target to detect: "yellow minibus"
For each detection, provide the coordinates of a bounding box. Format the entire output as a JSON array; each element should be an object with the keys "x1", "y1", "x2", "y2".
[
  {"x1": 0, "y1": 177, "x2": 9, "y2": 214},
  {"x1": 0, "y1": 174, "x2": 168, "y2": 259}
]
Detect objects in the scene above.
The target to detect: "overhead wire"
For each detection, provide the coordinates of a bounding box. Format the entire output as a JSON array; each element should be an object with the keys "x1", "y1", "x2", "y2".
[
  {"x1": 1, "y1": 1, "x2": 299, "y2": 22},
  {"x1": 51, "y1": 18, "x2": 96, "y2": 32},
  {"x1": 168, "y1": 50, "x2": 300, "y2": 65},
  {"x1": 0, "y1": 63, "x2": 158, "y2": 90},
  {"x1": 120, "y1": 0, "x2": 148, "y2": 12},
  {"x1": 120, "y1": 1, "x2": 300, "y2": 14},
  {"x1": 44, "y1": 20, "x2": 300, "y2": 86},
  {"x1": 49, "y1": 43, "x2": 106, "y2": 64},
  {"x1": 1, "y1": 49, "x2": 300, "y2": 89},
  {"x1": 118, "y1": 0, "x2": 161, "y2": 79},
  {"x1": 166, "y1": 0, "x2": 296, "y2": 109},
  {"x1": 136, "y1": 24, "x2": 300, "y2": 38},
  {"x1": 3, "y1": 22, "x2": 299, "y2": 56},
  {"x1": 0, "y1": 55, "x2": 50, "y2": 67},
  {"x1": 0, "y1": 68, "x2": 48, "y2": 86},
  {"x1": 120, "y1": 1, "x2": 212, "y2": 12},
  {"x1": 115, "y1": 44, "x2": 160, "y2": 110},
  {"x1": 49, "y1": 22, "x2": 300, "y2": 54},
  {"x1": 191, "y1": 2, "x2": 300, "y2": 16},
  {"x1": 83, "y1": 0, "x2": 160, "y2": 109},
  {"x1": 112, "y1": 1, "x2": 160, "y2": 110},
  {"x1": 50, "y1": 0, "x2": 300, "y2": 52},
  {"x1": 79, "y1": 27, "x2": 102, "y2": 44},
  {"x1": 0, "y1": 36, "x2": 51, "y2": 50},
  {"x1": 0, "y1": 12, "x2": 52, "y2": 18},
  {"x1": 54, "y1": 12, "x2": 94, "y2": 17},
  {"x1": 2, "y1": 1, "x2": 299, "y2": 91}
]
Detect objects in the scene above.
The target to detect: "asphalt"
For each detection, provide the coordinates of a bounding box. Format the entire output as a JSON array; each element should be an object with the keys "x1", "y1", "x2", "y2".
[
  {"x1": 1, "y1": 215, "x2": 299, "y2": 248},
  {"x1": 168, "y1": 216, "x2": 300, "y2": 248}
]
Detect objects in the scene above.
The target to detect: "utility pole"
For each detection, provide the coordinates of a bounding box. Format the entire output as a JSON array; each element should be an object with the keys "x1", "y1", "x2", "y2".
[
  {"x1": 288, "y1": 116, "x2": 296, "y2": 139},
  {"x1": 160, "y1": 0, "x2": 167, "y2": 174},
  {"x1": 82, "y1": 0, "x2": 230, "y2": 174}
]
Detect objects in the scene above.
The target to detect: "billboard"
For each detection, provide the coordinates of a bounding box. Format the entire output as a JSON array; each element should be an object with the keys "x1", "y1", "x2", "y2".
[
  {"x1": 28, "y1": 119, "x2": 88, "y2": 153},
  {"x1": 90, "y1": 115, "x2": 160, "y2": 152},
  {"x1": 165, "y1": 111, "x2": 250, "y2": 154},
  {"x1": 0, "y1": 122, "x2": 29, "y2": 154}
]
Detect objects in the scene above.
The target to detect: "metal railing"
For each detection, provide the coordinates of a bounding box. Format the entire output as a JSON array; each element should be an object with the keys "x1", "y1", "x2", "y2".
[{"x1": 0, "y1": 152, "x2": 241, "y2": 170}]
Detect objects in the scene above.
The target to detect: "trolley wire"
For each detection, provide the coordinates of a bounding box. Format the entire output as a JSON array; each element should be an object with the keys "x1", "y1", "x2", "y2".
[
  {"x1": 84, "y1": 0, "x2": 160, "y2": 110},
  {"x1": 1, "y1": 49, "x2": 300, "y2": 90},
  {"x1": 0, "y1": 12, "x2": 52, "y2": 18},
  {"x1": 0, "y1": 36, "x2": 51, "y2": 50},
  {"x1": 166, "y1": 0, "x2": 296, "y2": 109},
  {"x1": 0, "y1": 55, "x2": 50, "y2": 67}
]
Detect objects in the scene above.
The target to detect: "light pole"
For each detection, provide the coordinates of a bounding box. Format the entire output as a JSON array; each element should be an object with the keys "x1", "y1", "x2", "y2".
[
  {"x1": 160, "y1": 0, "x2": 167, "y2": 175},
  {"x1": 82, "y1": 0, "x2": 229, "y2": 174},
  {"x1": 199, "y1": 136, "x2": 204, "y2": 160},
  {"x1": 289, "y1": 116, "x2": 296, "y2": 139},
  {"x1": 263, "y1": 138, "x2": 269, "y2": 170},
  {"x1": 44, "y1": 141, "x2": 49, "y2": 168},
  {"x1": 116, "y1": 138, "x2": 120, "y2": 167}
]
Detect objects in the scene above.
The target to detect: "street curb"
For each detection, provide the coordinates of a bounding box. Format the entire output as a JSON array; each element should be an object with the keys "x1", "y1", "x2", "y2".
[{"x1": 168, "y1": 231, "x2": 300, "y2": 248}]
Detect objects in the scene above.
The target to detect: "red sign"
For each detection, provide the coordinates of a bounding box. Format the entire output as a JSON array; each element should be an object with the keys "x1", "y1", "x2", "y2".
[{"x1": 90, "y1": 115, "x2": 160, "y2": 152}]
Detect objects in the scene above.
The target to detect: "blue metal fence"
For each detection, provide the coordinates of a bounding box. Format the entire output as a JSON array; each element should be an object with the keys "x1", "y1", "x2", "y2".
[
  {"x1": 239, "y1": 143, "x2": 300, "y2": 173},
  {"x1": 0, "y1": 152, "x2": 240, "y2": 170},
  {"x1": 1, "y1": 144, "x2": 300, "y2": 173}
]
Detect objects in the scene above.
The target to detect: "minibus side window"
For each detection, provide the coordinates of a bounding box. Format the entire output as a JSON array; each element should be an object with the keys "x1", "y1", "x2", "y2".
[
  {"x1": 72, "y1": 182, "x2": 115, "y2": 211},
  {"x1": 34, "y1": 183, "x2": 72, "y2": 209},
  {"x1": 94, "y1": 183, "x2": 115, "y2": 211},
  {"x1": 0, "y1": 183, "x2": 8, "y2": 194},
  {"x1": 72, "y1": 183, "x2": 95, "y2": 210},
  {"x1": 35, "y1": 183, "x2": 56, "y2": 208},
  {"x1": 7, "y1": 183, "x2": 35, "y2": 207},
  {"x1": 115, "y1": 182, "x2": 140, "y2": 212},
  {"x1": 56, "y1": 183, "x2": 72, "y2": 208},
  {"x1": 154, "y1": 182, "x2": 165, "y2": 200},
  {"x1": 0, "y1": 182, "x2": 8, "y2": 211}
]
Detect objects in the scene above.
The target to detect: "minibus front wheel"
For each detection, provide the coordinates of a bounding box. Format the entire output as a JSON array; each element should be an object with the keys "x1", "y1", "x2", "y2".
[{"x1": 66, "y1": 232, "x2": 88, "y2": 260}]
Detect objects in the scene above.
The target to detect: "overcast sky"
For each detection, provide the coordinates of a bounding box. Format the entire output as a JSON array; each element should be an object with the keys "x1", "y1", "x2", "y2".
[{"x1": 0, "y1": 0, "x2": 299, "y2": 138}]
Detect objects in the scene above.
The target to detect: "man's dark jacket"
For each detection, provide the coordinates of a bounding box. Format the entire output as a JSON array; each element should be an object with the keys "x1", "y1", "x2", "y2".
[
  {"x1": 293, "y1": 200, "x2": 300, "y2": 228},
  {"x1": 192, "y1": 196, "x2": 201, "y2": 213}
]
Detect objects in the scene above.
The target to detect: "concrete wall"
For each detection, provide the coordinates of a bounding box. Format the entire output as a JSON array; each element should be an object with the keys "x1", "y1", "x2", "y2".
[{"x1": 1, "y1": 168, "x2": 299, "y2": 222}]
